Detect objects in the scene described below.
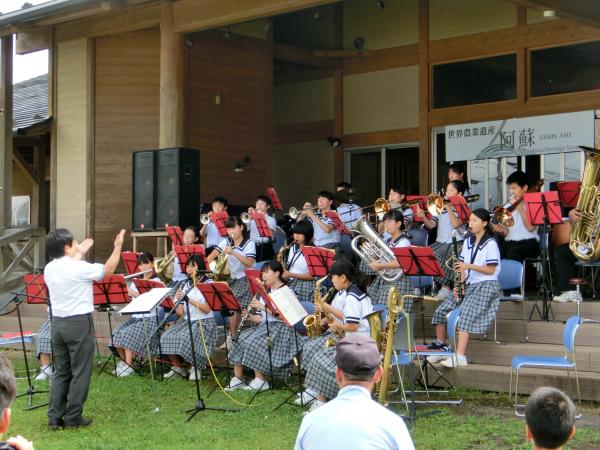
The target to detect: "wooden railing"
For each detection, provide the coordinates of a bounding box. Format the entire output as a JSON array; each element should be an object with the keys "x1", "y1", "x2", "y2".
[{"x1": 0, "y1": 227, "x2": 45, "y2": 293}]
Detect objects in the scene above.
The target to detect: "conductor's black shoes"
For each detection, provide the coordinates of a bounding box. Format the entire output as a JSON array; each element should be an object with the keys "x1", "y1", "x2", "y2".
[
  {"x1": 48, "y1": 418, "x2": 64, "y2": 430},
  {"x1": 63, "y1": 417, "x2": 93, "y2": 429}
]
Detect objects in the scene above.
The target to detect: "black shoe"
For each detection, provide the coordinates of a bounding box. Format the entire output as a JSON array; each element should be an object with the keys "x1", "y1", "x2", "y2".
[
  {"x1": 63, "y1": 417, "x2": 93, "y2": 429},
  {"x1": 427, "y1": 340, "x2": 447, "y2": 351},
  {"x1": 48, "y1": 418, "x2": 64, "y2": 430}
]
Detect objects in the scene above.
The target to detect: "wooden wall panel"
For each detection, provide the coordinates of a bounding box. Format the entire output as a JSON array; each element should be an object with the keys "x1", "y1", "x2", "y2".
[
  {"x1": 271, "y1": 141, "x2": 334, "y2": 208},
  {"x1": 11, "y1": 163, "x2": 34, "y2": 198},
  {"x1": 429, "y1": 0, "x2": 516, "y2": 41},
  {"x1": 274, "y1": 78, "x2": 334, "y2": 125},
  {"x1": 55, "y1": 38, "x2": 89, "y2": 241},
  {"x1": 94, "y1": 28, "x2": 160, "y2": 259},
  {"x1": 343, "y1": 66, "x2": 419, "y2": 135},
  {"x1": 186, "y1": 32, "x2": 271, "y2": 206}
]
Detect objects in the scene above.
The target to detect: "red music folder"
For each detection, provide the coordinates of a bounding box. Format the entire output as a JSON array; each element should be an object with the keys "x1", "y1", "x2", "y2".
[
  {"x1": 301, "y1": 246, "x2": 335, "y2": 277},
  {"x1": 133, "y1": 278, "x2": 175, "y2": 308},
  {"x1": 266, "y1": 187, "x2": 283, "y2": 211},
  {"x1": 392, "y1": 246, "x2": 445, "y2": 278},
  {"x1": 174, "y1": 244, "x2": 208, "y2": 273},
  {"x1": 121, "y1": 251, "x2": 141, "y2": 275},
  {"x1": 22, "y1": 273, "x2": 48, "y2": 304},
  {"x1": 251, "y1": 212, "x2": 273, "y2": 238},
  {"x1": 524, "y1": 191, "x2": 563, "y2": 226},
  {"x1": 244, "y1": 269, "x2": 262, "y2": 296},
  {"x1": 197, "y1": 282, "x2": 241, "y2": 312},
  {"x1": 166, "y1": 225, "x2": 184, "y2": 246},
  {"x1": 555, "y1": 181, "x2": 581, "y2": 208},
  {"x1": 405, "y1": 195, "x2": 429, "y2": 222},
  {"x1": 93, "y1": 275, "x2": 130, "y2": 306},
  {"x1": 211, "y1": 211, "x2": 230, "y2": 237},
  {"x1": 449, "y1": 196, "x2": 471, "y2": 223},
  {"x1": 323, "y1": 211, "x2": 350, "y2": 235}
]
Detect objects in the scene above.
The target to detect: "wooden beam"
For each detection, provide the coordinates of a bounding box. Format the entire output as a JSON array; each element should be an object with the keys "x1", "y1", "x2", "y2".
[
  {"x1": 15, "y1": 28, "x2": 52, "y2": 55},
  {"x1": 173, "y1": 0, "x2": 340, "y2": 34},
  {"x1": 333, "y1": 72, "x2": 343, "y2": 185},
  {"x1": 273, "y1": 120, "x2": 334, "y2": 145},
  {"x1": 517, "y1": 5, "x2": 527, "y2": 27},
  {"x1": 86, "y1": 38, "x2": 95, "y2": 249},
  {"x1": 273, "y1": 42, "x2": 340, "y2": 69},
  {"x1": 159, "y1": 1, "x2": 185, "y2": 149},
  {"x1": 343, "y1": 128, "x2": 419, "y2": 149},
  {"x1": 0, "y1": 37, "x2": 13, "y2": 229},
  {"x1": 12, "y1": 149, "x2": 36, "y2": 185},
  {"x1": 342, "y1": 44, "x2": 419, "y2": 75},
  {"x1": 315, "y1": 50, "x2": 374, "y2": 58},
  {"x1": 418, "y1": 0, "x2": 430, "y2": 195},
  {"x1": 54, "y1": 3, "x2": 160, "y2": 43},
  {"x1": 274, "y1": 65, "x2": 335, "y2": 86},
  {"x1": 510, "y1": 0, "x2": 600, "y2": 29}
]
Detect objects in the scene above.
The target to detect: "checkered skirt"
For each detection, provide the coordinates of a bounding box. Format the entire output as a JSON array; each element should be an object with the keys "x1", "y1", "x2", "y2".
[
  {"x1": 35, "y1": 319, "x2": 52, "y2": 357},
  {"x1": 301, "y1": 334, "x2": 331, "y2": 364},
  {"x1": 431, "y1": 241, "x2": 454, "y2": 286},
  {"x1": 111, "y1": 317, "x2": 160, "y2": 356},
  {"x1": 229, "y1": 277, "x2": 252, "y2": 309},
  {"x1": 432, "y1": 280, "x2": 500, "y2": 334},
  {"x1": 367, "y1": 274, "x2": 414, "y2": 312},
  {"x1": 359, "y1": 258, "x2": 377, "y2": 276},
  {"x1": 159, "y1": 318, "x2": 217, "y2": 368},
  {"x1": 303, "y1": 344, "x2": 339, "y2": 400},
  {"x1": 228, "y1": 321, "x2": 302, "y2": 378},
  {"x1": 287, "y1": 278, "x2": 316, "y2": 303}
]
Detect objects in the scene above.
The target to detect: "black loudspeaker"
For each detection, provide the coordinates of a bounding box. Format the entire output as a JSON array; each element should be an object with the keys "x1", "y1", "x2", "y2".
[
  {"x1": 132, "y1": 150, "x2": 156, "y2": 231},
  {"x1": 155, "y1": 148, "x2": 200, "y2": 230}
]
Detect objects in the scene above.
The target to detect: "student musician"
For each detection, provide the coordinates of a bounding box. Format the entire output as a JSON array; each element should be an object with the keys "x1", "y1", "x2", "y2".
[
  {"x1": 206, "y1": 216, "x2": 256, "y2": 347},
  {"x1": 429, "y1": 209, "x2": 501, "y2": 368},
  {"x1": 200, "y1": 196, "x2": 229, "y2": 255},
  {"x1": 386, "y1": 185, "x2": 414, "y2": 229},
  {"x1": 448, "y1": 162, "x2": 471, "y2": 195},
  {"x1": 110, "y1": 252, "x2": 160, "y2": 377},
  {"x1": 367, "y1": 210, "x2": 414, "y2": 311},
  {"x1": 225, "y1": 261, "x2": 304, "y2": 392},
  {"x1": 417, "y1": 180, "x2": 467, "y2": 300},
  {"x1": 172, "y1": 226, "x2": 200, "y2": 282},
  {"x1": 302, "y1": 191, "x2": 341, "y2": 250},
  {"x1": 300, "y1": 258, "x2": 373, "y2": 411},
  {"x1": 491, "y1": 170, "x2": 539, "y2": 263},
  {"x1": 34, "y1": 316, "x2": 52, "y2": 382},
  {"x1": 159, "y1": 255, "x2": 216, "y2": 380},
  {"x1": 248, "y1": 195, "x2": 277, "y2": 263},
  {"x1": 282, "y1": 220, "x2": 316, "y2": 303}
]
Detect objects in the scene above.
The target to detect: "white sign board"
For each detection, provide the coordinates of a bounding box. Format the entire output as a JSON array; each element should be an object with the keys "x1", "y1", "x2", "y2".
[{"x1": 445, "y1": 110, "x2": 594, "y2": 161}]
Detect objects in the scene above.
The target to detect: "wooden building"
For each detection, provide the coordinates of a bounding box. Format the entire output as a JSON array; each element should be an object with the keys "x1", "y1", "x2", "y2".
[{"x1": 0, "y1": 0, "x2": 598, "y2": 262}]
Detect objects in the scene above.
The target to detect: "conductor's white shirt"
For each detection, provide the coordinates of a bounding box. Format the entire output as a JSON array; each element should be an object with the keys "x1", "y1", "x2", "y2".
[
  {"x1": 295, "y1": 385, "x2": 415, "y2": 450},
  {"x1": 44, "y1": 256, "x2": 105, "y2": 318}
]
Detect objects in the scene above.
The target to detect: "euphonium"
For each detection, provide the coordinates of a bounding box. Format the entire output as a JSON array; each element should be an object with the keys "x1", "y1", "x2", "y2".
[
  {"x1": 570, "y1": 146, "x2": 600, "y2": 262},
  {"x1": 303, "y1": 276, "x2": 336, "y2": 338},
  {"x1": 276, "y1": 243, "x2": 293, "y2": 271},
  {"x1": 154, "y1": 252, "x2": 176, "y2": 284},
  {"x1": 209, "y1": 248, "x2": 231, "y2": 282},
  {"x1": 351, "y1": 217, "x2": 402, "y2": 282}
]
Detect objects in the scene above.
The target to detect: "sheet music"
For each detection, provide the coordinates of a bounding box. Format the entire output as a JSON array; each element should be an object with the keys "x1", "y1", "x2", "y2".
[
  {"x1": 269, "y1": 288, "x2": 307, "y2": 326},
  {"x1": 119, "y1": 288, "x2": 171, "y2": 315}
]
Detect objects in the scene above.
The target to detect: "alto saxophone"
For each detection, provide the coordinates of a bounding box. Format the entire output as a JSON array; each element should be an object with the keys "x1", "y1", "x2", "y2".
[
  {"x1": 446, "y1": 227, "x2": 469, "y2": 303},
  {"x1": 303, "y1": 276, "x2": 336, "y2": 339},
  {"x1": 276, "y1": 243, "x2": 293, "y2": 271}
]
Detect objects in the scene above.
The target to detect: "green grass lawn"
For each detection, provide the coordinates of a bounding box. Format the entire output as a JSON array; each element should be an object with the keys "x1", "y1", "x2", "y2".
[{"x1": 5, "y1": 358, "x2": 600, "y2": 450}]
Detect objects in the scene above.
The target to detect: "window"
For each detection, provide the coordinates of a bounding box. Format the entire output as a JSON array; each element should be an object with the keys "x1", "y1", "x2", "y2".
[
  {"x1": 432, "y1": 54, "x2": 517, "y2": 108},
  {"x1": 531, "y1": 40, "x2": 600, "y2": 97}
]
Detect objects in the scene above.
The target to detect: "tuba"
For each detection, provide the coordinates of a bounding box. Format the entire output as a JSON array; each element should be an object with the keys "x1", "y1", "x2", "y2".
[
  {"x1": 570, "y1": 146, "x2": 600, "y2": 262},
  {"x1": 351, "y1": 217, "x2": 402, "y2": 282},
  {"x1": 303, "y1": 276, "x2": 336, "y2": 339}
]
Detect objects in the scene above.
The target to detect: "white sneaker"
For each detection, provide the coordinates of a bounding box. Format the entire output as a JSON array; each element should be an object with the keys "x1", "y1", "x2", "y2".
[
  {"x1": 117, "y1": 365, "x2": 134, "y2": 378},
  {"x1": 163, "y1": 366, "x2": 188, "y2": 379},
  {"x1": 294, "y1": 391, "x2": 316, "y2": 406},
  {"x1": 218, "y1": 334, "x2": 233, "y2": 350},
  {"x1": 243, "y1": 378, "x2": 270, "y2": 392},
  {"x1": 436, "y1": 286, "x2": 451, "y2": 300},
  {"x1": 188, "y1": 367, "x2": 201, "y2": 381},
  {"x1": 307, "y1": 399, "x2": 326, "y2": 412},
  {"x1": 553, "y1": 291, "x2": 580, "y2": 303},
  {"x1": 426, "y1": 354, "x2": 451, "y2": 364},
  {"x1": 224, "y1": 376, "x2": 246, "y2": 391},
  {"x1": 440, "y1": 354, "x2": 468, "y2": 368},
  {"x1": 35, "y1": 365, "x2": 52, "y2": 381}
]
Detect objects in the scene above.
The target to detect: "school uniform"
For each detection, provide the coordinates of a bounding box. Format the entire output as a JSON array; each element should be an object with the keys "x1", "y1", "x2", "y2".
[
  {"x1": 430, "y1": 209, "x2": 465, "y2": 287},
  {"x1": 303, "y1": 285, "x2": 373, "y2": 400},
  {"x1": 501, "y1": 202, "x2": 539, "y2": 263},
  {"x1": 159, "y1": 279, "x2": 217, "y2": 369},
  {"x1": 216, "y1": 237, "x2": 256, "y2": 308},
  {"x1": 205, "y1": 222, "x2": 223, "y2": 255},
  {"x1": 432, "y1": 234, "x2": 501, "y2": 334},
  {"x1": 310, "y1": 214, "x2": 341, "y2": 249},
  {"x1": 337, "y1": 203, "x2": 362, "y2": 254},
  {"x1": 110, "y1": 277, "x2": 162, "y2": 357},
  {"x1": 286, "y1": 244, "x2": 316, "y2": 302},
  {"x1": 367, "y1": 234, "x2": 413, "y2": 311},
  {"x1": 249, "y1": 214, "x2": 277, "y2": 262},
  {"x1": 228, "y1": 285, "x2": 305, "y2": 378},
  {"x1": 35, "y1": 317, "x2": 52, "y2": 358},
  {"x1": 44, "y1": 256, "x2": 105, "y2": 425},
  {"x1": 171, "y1": 256, "x2": 187, "y2": 282}
]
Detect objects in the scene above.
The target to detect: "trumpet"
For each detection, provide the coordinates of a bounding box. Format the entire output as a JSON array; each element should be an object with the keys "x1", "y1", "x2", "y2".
[
  {"x1": 241, "y1": 212, "x2": 252, "y2": 223},
  {"x1": 426, "y1": 194, "x2": 480, "y2": 217},
  {"x1": 288, "y1": 205, "x2": 320, "y2": 220},
  {"x1": 200, "y1": 212, "x2": 212, "y2": 225}
]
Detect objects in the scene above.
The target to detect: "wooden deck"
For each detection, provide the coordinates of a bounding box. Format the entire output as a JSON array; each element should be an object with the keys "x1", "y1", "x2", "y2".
[{"x1": 1, "y1": 295, "x2": 600, "y2": 400}]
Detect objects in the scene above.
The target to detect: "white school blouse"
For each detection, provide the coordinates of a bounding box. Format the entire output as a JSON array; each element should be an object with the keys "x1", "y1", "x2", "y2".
[
  {"x1": 310, "y1": 215, "x2": 341, "y2": 247},
  {"x1": 504, "y1": 201, "x2": 539, "y2": 242},
  {"x1": 216, "y1": 237, "x2": 256, "y2": 280},
  {"x1": 331, "y1": 285, "x2": 373, "y2": 335},
  {"x1": 432, "y1": 210, "x2": 465, "y2": 244},
  {"x1": 184, "y1": 281, "x2": 214, "y2": 321},
  {"x1": 205, "y1": 222, "x2": 222, "y2": 248},
  {"x1": 287, "y1": 244, "x2": 309, "y2": 276},
  {"x1": 249, "y1": 214, "x2": 277, "y2": 244},
  {"x1": 336, "y1": 203, "x2": 362, "y2": 229},
  {"x1": 459, "y1": 234, "x2": 501, "y2": 284}
]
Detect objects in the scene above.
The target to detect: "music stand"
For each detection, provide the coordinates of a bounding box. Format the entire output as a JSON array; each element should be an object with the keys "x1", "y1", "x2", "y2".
[
  {"x1": 166, "y1": 225, "x2": 184, "y2": 246},
  {"x1": 121, "y1": 251, "x2": 141, "y2": 275},
  {"x1": 251, "y1": 212, "x2": 273, "y2": 238},
  {"x1": 211, "y1": 211, "x2": 230, "y2": 238},
  {"x1": 174, "y1": 245, "x2": 208, "y2": 273},
  {"x1": 5, "y1": 274, "x2": 50, "y2": 410},
  {"x1": 524, "y1": 191, "x2": 563, "y2": 321},
  {"x1": 406, "y1": 196, "x2": 430, "y2": 223},
  {"x1": 266, "y1": 187, "x2": 283, "y2": 211},
  {"x1": 323, "y1": 211, "x2": 351, "y2": 235},
  {"x1": 301, "y1": 246, "x2": 335, "y2": 278},
  {"x1": 555, "y1": 181, "x2": 581, "y2": 210},
  {"x1": 449, "y1": 197, "x2": 471, "y2": 223}
]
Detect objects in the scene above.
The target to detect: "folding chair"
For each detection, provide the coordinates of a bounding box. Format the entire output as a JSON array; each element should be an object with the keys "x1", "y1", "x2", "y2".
[
  {"x1": 495, "y1": 259, "x2": 528, "y2": 343},
  {"x1": 509, "y1": 315, "x2": 582, "y2": 417},
  {"x1": 388, "y1": 310, "x2": 417, "y2": 414},
  {"x1": 0, "y1": 331, "x2": 37, "y2": 378},
  {"x1": 409, "y1": 275, "x2": 433, "y2": 344},
  {"x1": 407, "y1": 227, "x2": 429, "y2": 247}
]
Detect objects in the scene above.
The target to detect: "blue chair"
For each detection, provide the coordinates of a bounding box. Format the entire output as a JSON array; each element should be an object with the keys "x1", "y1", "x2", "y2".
[
  {"x1": 388, "y1": 311, "x2": 417, "y2": 413},
  {"x1": 409, "y1": 275, "x2": 433, "y2": 292},
  {"x1": 509, "y1": 315, "x2": 582, "y2": 417},
  {"x1": 272, "y1": 226, "x2": 287, "y2": 254},
  {"x1": 407, "y1": 227, "x2": 429, "y2": 247},
  {"x1": 495, "y1": 260, "x2": 527, "y2": 343},
  {"x1": 294, "y1": 301, "x2": 315, "y2": 334},
  {"x1": 372, "y1": 303, "x2": 387, "y2": 325}
]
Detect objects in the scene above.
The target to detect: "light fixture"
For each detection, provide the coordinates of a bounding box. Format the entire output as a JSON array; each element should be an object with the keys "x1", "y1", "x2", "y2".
[
  {"x1": 327, "y1": 137, "x2": 342, "y2": 148},
  {"x1": 376, "y1": 0, "x2": 385, "y2": 9},
  {"x1": 314, "y1": 8, "x2": 321, "y2": 20},
  {"x1": 224, "y1": 26, "x2": 232, "y2": 39},
  {"x1": 353, "y1": 37, "x2": 365, "y2": 51},
  {"x1": 234, "y1": 156, "x2": 251, "y2": 173},
  {"x1": 264, "y1": 19, "x2": 272, "y2": 33},
  {"x1": 543, "y1": 9, "x2": 556, "y2": 18}
]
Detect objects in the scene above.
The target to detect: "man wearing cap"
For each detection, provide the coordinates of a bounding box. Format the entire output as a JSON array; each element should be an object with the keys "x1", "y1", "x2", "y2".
[{"x1": 294, "y1": 334, "x2": 415, "y2": 450}]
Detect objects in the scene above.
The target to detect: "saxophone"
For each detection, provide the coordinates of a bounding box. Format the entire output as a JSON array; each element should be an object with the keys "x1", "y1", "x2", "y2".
[
  {"x1": 276, "y1": 243, "x2": 293, "y2": 271},
  {"x1": 446, "y1": 227, "x2": 469, "y2": 303},
  {"x1": 303, "y1": 276, "x2": 336, "y2": 339},
  {"x1": 209, "y1": 245, "x2": 231, "y2": 282}
]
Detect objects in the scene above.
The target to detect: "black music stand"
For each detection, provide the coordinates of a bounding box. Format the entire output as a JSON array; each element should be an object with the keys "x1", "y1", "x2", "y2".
[
  {"x1": 3, "y1": 274, "x2": 51, "y2": 410},
  {"x1": 174, "y1": 245, "x2": 208, "y2": 272},
  {"x1": 301, "y1": 246, "x2": 335, "y2": 278},
  {"x1": 524, "y1": 191, "x2": 563, "y2": 321},
  {"x1": 166, "y1": 225, "x2": 184, "y2": 246},
  {"x1": 94, "y1": 275, "x2": 130, "y2": 377}
]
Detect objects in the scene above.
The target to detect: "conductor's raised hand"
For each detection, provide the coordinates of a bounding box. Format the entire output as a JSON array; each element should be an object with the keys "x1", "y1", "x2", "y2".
[
  {"x1": 114, "y1": 229, "x2": 126, "y2": 248},
  {"x1": 77, "y1": 239, "x2": 94, "y2": 256}
]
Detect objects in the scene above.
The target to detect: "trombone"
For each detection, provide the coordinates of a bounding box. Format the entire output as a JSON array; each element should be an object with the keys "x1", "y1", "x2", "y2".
[
  {"x1": 426, "y1": 194, "x2": 480, "y2": 217},
  {"x1": 363, "y1": 197, "x2": 423, "y2": 220}
]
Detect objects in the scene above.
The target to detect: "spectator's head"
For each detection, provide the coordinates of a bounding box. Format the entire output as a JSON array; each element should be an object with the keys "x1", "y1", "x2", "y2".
[
  {"x1": 334, "y1": 334, "x2": 382, "y2": 390},
  {"x1": 46, "y1": 228, "x2": 75, "y2": 260},
  {"x1": 0, "y1": 355, "x2": 16, "y2": 436},
  {"x1": 525, "y1": 387, "x2": 576, "y2": 450}
]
